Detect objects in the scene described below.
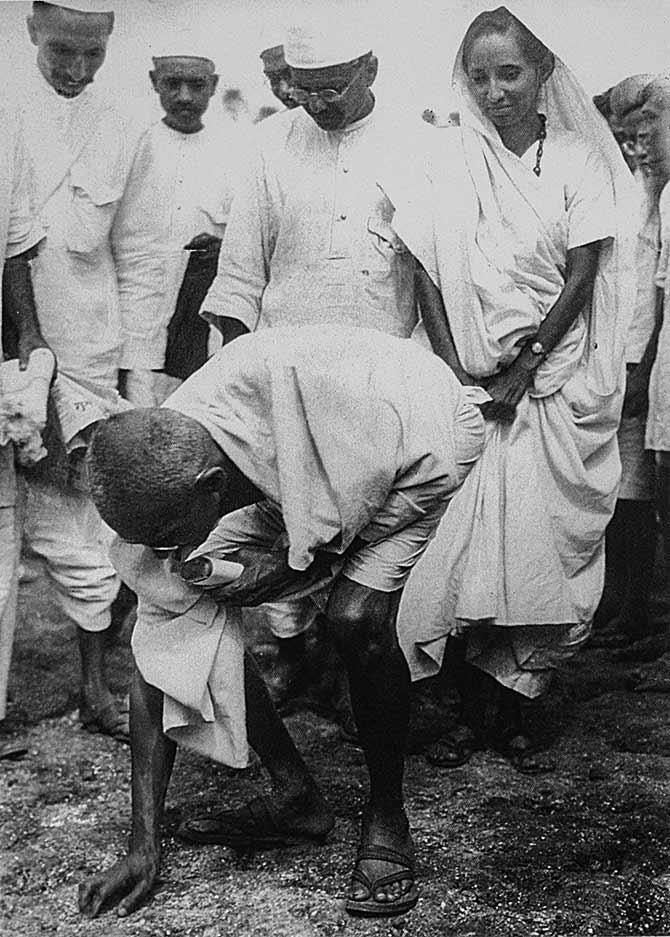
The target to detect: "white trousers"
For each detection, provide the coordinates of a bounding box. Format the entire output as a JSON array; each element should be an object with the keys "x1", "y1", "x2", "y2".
[{"x1": 22, "y1": 480, "x2": 119, "y2": 633}]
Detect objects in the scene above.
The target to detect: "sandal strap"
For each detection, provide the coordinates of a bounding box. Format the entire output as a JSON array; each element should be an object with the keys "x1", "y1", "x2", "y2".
[
  {"x1": 350, "y1": 855, "x2": 416, "y2": 902},
  {"x1": 356, "y1": 844, "x2": 415, "y2": 871}
]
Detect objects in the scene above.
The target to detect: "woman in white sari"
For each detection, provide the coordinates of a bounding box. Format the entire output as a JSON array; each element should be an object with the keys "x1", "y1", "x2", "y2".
[{"x1": 387, "y1": 7, "x2": 636, "y2": 772}]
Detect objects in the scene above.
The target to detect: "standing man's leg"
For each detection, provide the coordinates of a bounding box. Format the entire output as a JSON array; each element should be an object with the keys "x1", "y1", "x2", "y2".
[{"x1": 22, "y1": 479, "x2": 128, "y2": 741}]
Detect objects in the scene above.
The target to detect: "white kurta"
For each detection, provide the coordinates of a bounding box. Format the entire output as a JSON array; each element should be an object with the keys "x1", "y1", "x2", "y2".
[
  {"x1": 0, "y1": 106, "x2": 45, "y2": 718},
  {"x1": 203, "y1": 106, "x2": 418, "y2": 337},
  {"x1": 113, "y1": 120, "x2": 239, "y2": 371},
  {"x1": 646, "y1": 182, "x2": 670, "y2": 453},
  {"x1": 19, "y1": 74, "x2": 132, "y2": 388}
]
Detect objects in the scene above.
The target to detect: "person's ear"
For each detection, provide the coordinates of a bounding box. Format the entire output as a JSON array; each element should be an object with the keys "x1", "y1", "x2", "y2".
[
  {"x1": 149, "y1": 70, "x2": 159, "y2": 92},
  {"x1": 194, "y1": 465, "x2": 226, "y2": 493},
  {"x1": 27, "y1": 15, "x2": 39, "y2": 47},
  {"x1": 365, "y1": 54, "x2": 379, "y2": 88},
  {"x1": 209, "y1": 74, "x2": 220, "y2": 95}
]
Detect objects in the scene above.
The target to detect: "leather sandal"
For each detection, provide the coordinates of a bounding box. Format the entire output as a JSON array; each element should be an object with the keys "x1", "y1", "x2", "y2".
[
  {"x1": 178, "y1": 794, "x2": 334, "y2": 849},
  {"x1": 425, "y1": 723, "x2": 479, "y2": 768},
  {"x1": 345, "y1": 844, "x2": 418, "y2": 918}
]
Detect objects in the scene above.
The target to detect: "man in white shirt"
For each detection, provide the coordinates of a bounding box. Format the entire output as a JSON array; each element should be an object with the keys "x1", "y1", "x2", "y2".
[
  {"x1": 202, "y1": 24, "x2": 418, "y2": 343},
  {"x1": 19, "y1": 0, "x2": 132, "y2": 741},
  {"x1": 0, "y1": 107, "x2": 51, "y2": 757},
  {"x1": 113, "y1": 43, "x2": 238, "y2": 406},
  {"x1": 200, "y1": 18, "x2": 422, "y2": 731}
]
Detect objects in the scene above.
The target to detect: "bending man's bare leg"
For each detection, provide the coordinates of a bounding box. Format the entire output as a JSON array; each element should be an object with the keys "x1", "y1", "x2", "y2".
[
  {"x1": 325, "y1": 579, "x2": 417, "y2": 913},
  {"x1": 180, "y1": 650, "x2": 334, "y2": 843}
]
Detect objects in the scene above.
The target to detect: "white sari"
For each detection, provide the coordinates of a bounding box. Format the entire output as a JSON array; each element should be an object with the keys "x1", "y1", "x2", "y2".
[{"x1": 389, "y1": 26, "x2": 637, "y2": 697}]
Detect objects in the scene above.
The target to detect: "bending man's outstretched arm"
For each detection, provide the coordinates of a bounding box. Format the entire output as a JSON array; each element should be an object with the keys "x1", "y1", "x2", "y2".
[{"x1": 78, "y1": 668, "x2": 176, "y2": 919}]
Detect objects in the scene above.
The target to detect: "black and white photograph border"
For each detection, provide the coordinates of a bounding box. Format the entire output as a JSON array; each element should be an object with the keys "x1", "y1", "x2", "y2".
[{"x1": 2, "y1": 1, "x2": 670, "y2": 935}]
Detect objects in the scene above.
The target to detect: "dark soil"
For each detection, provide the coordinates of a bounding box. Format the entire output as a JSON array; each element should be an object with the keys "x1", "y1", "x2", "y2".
[{"x1": 4, "y1": 560, "x2": 670, "y2": 937}]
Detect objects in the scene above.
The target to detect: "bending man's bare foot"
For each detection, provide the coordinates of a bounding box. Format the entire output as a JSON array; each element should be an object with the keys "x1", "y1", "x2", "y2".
[{"x1": 178, "y1": 783, "x2": 334, "y2": 847}]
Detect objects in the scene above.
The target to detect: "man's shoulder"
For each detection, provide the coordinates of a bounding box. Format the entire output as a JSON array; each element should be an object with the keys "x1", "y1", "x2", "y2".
[{"x1": 253, "y1": 107, "x2": 312, "y2": 152}]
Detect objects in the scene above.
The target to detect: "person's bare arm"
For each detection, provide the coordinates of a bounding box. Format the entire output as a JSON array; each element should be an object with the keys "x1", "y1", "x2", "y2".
[
  {"x1": 78, "y1": 668, "x2": 176, "y2": 919},
  {"x1": 482, "y1": 241, "x2": 601, "y2": 423},
  {"x1": 415, "y1": 263, "x2": 475, "y2": 384},
  {"x1": 2, "y1": 246, "x2": 50, "y2": 369}
]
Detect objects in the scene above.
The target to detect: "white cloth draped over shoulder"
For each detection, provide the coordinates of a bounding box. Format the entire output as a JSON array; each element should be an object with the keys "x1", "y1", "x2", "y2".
[
  {"x1": 385, "y1": 39, "x2": 637, "y2": 697},
  {"x1": 115, "y1": 326, "x2": 473, "y2": 765}
]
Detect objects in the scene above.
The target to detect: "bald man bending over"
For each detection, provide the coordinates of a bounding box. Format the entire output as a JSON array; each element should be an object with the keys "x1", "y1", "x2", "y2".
[{"x1": 78, "y1": 325, "x2": 485, "y2": 920}]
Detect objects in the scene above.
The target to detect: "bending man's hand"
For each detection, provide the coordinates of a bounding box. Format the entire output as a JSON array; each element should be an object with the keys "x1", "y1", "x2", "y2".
[
  {"x1": 204, "y1": 544, "x2": 332, "y2": 607},
  {"x1": 78, "y1": 850, "x2": 159, "y2": 919}
]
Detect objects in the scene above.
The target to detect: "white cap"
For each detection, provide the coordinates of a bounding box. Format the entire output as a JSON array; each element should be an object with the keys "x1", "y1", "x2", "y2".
[
  {"x1": 45, "y1": 1, "x2": 115, "y2": 13},
  {"x1": 284, "y1": 21, "x2": 372, "y2": 69},
  {"x1": 150, "y1": 28, "x2": 216, "y2": 67}
]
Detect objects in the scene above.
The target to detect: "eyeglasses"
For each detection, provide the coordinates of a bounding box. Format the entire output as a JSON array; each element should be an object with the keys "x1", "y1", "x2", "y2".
[
  {"x1": 289, "y1": 64, "x2": 365, "y2": 108},
  {"x1": 151, "y1": 545, "x2": 181, "y2": 558}
]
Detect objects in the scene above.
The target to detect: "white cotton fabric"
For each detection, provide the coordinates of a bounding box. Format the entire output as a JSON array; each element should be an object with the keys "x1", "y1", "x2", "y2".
[
  {"x1": 202, "y1": 106, "x2": 417, "y2": 338},
  {"x1": 19, "y1": 73, "x2": 132, "y2": 387},
  {"x1": 646, "y1": 182, "x2": 670, "y2": 452},
  {"x1": 386, "y1": 31, "x2": 637, "y2": 697},
  {"x1": 47, "y1": 1, "x2": 115, "y2": 12},
  {"x1": 626, "y1": 181, "x2": 660, "y2": 365},
  {"x1": 283, "y1": 21, "x2": 371, "y2": 69},
  {"x1": 112, "y1": 538, "x2": 248, "y2": 767},
  {"x1": 113, "y1": 120, "x2": 239, "y2": 370},
  {"x1": 165, "y1": 326, "x2": 470, "y2": 572}
]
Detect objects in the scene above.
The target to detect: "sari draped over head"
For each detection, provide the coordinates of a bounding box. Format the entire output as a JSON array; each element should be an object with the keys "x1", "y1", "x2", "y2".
[{"x1": 386, "y1": 10, "x2": 638, "y2": 697}]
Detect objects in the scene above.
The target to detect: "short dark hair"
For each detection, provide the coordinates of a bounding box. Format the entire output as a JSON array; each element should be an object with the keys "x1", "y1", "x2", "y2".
[
  {"x1": 88, "y1": 409, "x2": 213, "y2": 542},
  {"x1": 462, "y1": 7, "x2": 554, "y2": 76},
  {"x1": 593, "y1": 89, "x2": 613, "y2": 121}
]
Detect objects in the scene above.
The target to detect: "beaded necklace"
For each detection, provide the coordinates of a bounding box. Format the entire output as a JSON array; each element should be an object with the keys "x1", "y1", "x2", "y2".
[{"x1": 533, "y1": 113, "x2": 547, "y2": 177}]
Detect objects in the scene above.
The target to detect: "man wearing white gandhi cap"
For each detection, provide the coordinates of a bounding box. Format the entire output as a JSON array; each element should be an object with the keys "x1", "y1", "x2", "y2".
[
  {"x1": 113, "y1": 30, "x2": 240, "y2": 407},
  {"x1": 16, "y1": 1, "x2": 132, "y2": 741},
  {"x1": 194, "y1": 11, "x2": 429, "y2": 920}
]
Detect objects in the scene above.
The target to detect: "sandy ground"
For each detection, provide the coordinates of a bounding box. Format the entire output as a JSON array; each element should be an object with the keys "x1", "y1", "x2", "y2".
[{"x1": 5, "y1": 565, "x2": 670, "y2": 936}]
